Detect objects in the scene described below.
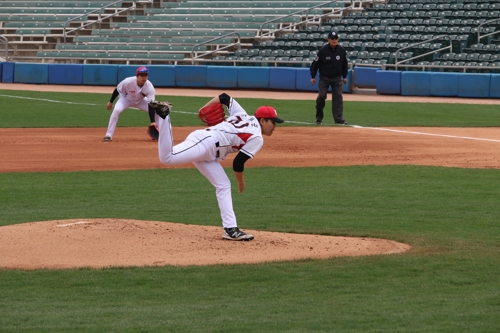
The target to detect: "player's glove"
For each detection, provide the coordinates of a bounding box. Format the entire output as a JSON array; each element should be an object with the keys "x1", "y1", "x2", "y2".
[
  {"x1": 147, "y1": 124, "x2": 159, "y2": 140},
  {"x1": 198, "y1": 103, "x2": 225, "y2": 126},
  {"x1": 149, "y1": 100, "x2": 172, "y2": 119}
]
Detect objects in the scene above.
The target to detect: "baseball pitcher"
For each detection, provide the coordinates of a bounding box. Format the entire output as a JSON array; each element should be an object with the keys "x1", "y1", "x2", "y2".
[{"x1": 150, "y1": 93, "x2": 284, "y2": 241}]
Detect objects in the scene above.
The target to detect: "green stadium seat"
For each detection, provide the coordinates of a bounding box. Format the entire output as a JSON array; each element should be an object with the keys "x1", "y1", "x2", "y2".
[{"x1": 270, "y1": 49, "x2": 284, "y2": 57}]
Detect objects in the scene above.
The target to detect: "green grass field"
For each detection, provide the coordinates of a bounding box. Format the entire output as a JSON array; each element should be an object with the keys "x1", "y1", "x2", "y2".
[{"x1": 0, "y1": 90, "x2": 499, "y2": 332}]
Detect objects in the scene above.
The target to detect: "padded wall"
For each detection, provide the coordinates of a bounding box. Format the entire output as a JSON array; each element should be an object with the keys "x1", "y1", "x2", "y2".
[
  {"x1": 343, "y1": 69, "x2": 353, "y2": 93},
  {"x1": 490, "y1": 75, "x2": 500, "y2": 98},
  {"x1": 4, "y1": 61, "x2": 500, "y2": 99},
  {"x1": 148, "y1": 65, "x2": 176, "y2": 87},
  {"x1": 14, "y1": 63, "x2": 48, "y2": 84},
  {"x1": 237, "y1": 67, "x2": 269, "y2": 88},
  {"x1": 2, "y1": 62, "x2": 14, "y2": 83},
  {"x1": 353, "y1": 67, "x2": 380, "y2": 88},
  {"x1": 401, "y1": 72, "x2": 432, "y2": 96},
  {"x1": 269, "y1": 67, "x2": 296, "y2": 90},
  {"x1": 458, "y1": 73, "x2": 490, "y2": 98},
  {"x1": 48, "y1": 64, "x2": 83, "y2": 85},
  {"x1": 175, "y1": 65, "x2": 207, "y2": 87},
  {"x1": 207, "y1": 66, "x2": 238, "y2": 88},
  {"x1": 83, "y1": 64, "x2": 118, "y2": 86},
  {"x1": 295, "y1": 69, "x2": 352, "y2": 93},
  {"x1": 295, "y1": 68, "x2": 316, "y2": 91},
  {"x1": 430, "y1": 73, "x2": 459, "y2": 97},
  {"x1": 376, "y1": 70, "x2": 401, "y2": 95}
]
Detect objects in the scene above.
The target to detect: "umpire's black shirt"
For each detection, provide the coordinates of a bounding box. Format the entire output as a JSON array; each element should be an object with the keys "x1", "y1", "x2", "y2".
[{"x1": 310, "y1": 43, "x2": 348, "y2": 79}]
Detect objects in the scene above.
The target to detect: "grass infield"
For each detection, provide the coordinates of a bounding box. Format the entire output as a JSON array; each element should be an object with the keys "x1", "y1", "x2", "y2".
[{"x1": 0, "y1": 90, "x2": 499, "y2": 332}]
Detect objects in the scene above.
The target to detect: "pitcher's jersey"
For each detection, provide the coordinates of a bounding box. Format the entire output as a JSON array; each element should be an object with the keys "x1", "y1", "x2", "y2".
[
  {"x1": 209, "y1": 98, "x2": 263, "y2": 160},
  {"x1": 117, "y1": 76, "x2": 155, "y2": 104}
]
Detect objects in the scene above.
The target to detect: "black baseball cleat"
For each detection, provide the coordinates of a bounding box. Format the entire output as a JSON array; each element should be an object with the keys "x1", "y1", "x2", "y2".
[
  {"x1": 315, "y1": 121, "x2": 322, "y2": 125},
  {"x1": 335, "y1": 121, "x2": 348, "y2": 125},
  {"x1": 223, "y1": 227, "x2": 254, "y2": 241}
]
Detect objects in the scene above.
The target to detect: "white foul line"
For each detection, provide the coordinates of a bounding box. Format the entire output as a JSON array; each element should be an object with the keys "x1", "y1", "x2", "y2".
[
  {"x1": 0, "y1": 93, "x2": 101, "y2": 106},
  {"x1": 2, "y1": 93, "x2": 498, "y2": 142},
  {"x1": 351, "y1": 125, "x2": 500, "y2": 143}
]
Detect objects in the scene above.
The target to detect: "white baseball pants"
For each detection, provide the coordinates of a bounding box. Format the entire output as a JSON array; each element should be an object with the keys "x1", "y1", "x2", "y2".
[
  {"x1": 105, "y1": 98, "x2": 150, "y2": 138},
  {"x1": 156, "y1": 115, "x2": 237, "y2": 228}
]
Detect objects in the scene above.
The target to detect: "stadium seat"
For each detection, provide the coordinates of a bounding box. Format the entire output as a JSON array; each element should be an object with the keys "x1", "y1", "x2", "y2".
[
  {"x1": 373, "y1": 42, "x2": 388, "y2": 52},
  {"x1": 455, "y1": 53, "x2": 469, "y2": 61},
  {"x1": 297, "y1": 41, "x2": 313, "y2": 50},
  {"x1": 464, "y1": 43, "x2": 484, "y2": 53},
  {"x1": 270, "y1": 49, "x2": 284, "y2": 57},
  {"x1": 478, "y1": 54, "x2": 492, "y2": 62},
  {"x1": 357, "y1": 51, "x2": 370, "y2": 59},
  {"x1": 489, "y1": 62, "x2": 500, "y2": 73},
  {"x1": 379, "y1": 51, "x2": 391, "y2": 60}
]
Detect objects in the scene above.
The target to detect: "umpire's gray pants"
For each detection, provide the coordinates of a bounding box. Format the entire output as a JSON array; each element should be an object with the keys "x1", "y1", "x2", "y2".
[{"x1": 315, "y1": 75, "x2": 345, "y2": 124}]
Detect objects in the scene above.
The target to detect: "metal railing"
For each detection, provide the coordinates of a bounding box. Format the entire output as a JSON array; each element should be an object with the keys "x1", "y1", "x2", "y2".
[
  {"x1": 191, "y1": 32, "x2": 241, "y2": 64},
  {"x1": 257, "y1": 0, "x2": 355, "y2": 42},
  {"x1": 394, "y1": 35, "x2": 452, "y2": 70},
  {"x1": 477, "y1": 17, "x2": 500, "y2": 44},
  {"x1": 63, "y1": 0, "x2": 137, "y2": 43},
  {"x1": 0, "y1": 35, "x2": 8, "y2": 61},
  {"x1": 355, "y1": 62, "x2": 500, "y2": 74}
]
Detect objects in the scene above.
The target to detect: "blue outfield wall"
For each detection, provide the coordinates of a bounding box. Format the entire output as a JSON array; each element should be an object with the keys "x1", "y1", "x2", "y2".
[
  {"x1": 14, "y1": 63, "x2": 49, "y2": 84},
  {"x1": 48, "y1": 64, "x2": 83, "y2": 85},
  {"x1": 490, "y1": 75, "x2": 500, "y2": 98},
  {"x1": 0, "y1": 62, "x2": 497, "y2": 99},
  {"x1": 401, "y1": 72, "x2": 432, "y2": 96},
  {"x1": 83, "y1": 64, "x2": 118, "y2": 86}
]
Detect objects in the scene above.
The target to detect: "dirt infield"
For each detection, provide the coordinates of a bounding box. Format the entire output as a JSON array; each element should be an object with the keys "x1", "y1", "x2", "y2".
[{"x1": 1, "y1": 83, "x2": 499, "y2": 269}]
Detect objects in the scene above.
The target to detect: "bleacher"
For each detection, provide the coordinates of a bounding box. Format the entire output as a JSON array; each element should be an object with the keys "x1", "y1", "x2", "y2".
[
  {"x1": 1, "y1": 0, "x2": 500, "y2": 72},
  {"x1": 0, "y1": 0, "x2": 350, "y2": 64},
  {"x1": 228, "y1": 0, "x2": 500, "y2": 71},
  {"x1": 0, "y1": 0, "x2": 134, "y2": 59}
]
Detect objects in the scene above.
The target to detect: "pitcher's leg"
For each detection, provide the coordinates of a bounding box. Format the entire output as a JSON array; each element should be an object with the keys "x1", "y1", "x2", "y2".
[
  {"x1": 157, "y1": 115, "x2": 213, "y2": 165},
  {"x1": 193, "y1": 161, "x2": 237, "y2": 228},
  {"x1": 156, "y1": 114, "x2": 174, "y2": 164}
]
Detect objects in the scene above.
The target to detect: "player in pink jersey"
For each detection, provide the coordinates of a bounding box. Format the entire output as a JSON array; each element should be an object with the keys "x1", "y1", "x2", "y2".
[{"x1": 155, "y1": 93, "x2": 284, "y2": 241}]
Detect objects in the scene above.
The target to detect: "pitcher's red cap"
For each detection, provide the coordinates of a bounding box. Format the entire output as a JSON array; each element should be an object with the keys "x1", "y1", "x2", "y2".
[{"x1": 255, "y1": 106, "x2": 284, "y2": 123}]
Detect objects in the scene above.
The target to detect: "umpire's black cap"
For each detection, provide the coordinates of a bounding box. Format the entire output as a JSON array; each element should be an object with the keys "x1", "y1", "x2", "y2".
[{"x1": 328, "y1": 31, "x2": 339, "y2": 39}]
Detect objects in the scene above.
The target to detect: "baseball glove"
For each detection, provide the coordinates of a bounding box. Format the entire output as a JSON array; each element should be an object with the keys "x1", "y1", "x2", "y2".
[
  {"x1": 149, "y1": 100, "x2": 172, "y2": 119},
  {"x1": 147, "y1": 124, "x2": 159, "y2": 140},
  {"x1": 198, "y1": 103, "x2": 225, "y2": 126}
]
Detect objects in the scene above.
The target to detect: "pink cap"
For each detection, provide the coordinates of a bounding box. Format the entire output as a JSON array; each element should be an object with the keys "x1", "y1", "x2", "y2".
[{"x1": 136, "y1": 66, "x2": 149, "y2": 75}]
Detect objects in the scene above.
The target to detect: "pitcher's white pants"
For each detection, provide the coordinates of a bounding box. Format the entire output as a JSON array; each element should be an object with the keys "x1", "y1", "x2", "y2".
[
  {"x1": 156, "y1": 114, "x2": 237, "y2": 228},
  {"x1": 105, "y1": 98, "x2": 150, "y2": 138}
]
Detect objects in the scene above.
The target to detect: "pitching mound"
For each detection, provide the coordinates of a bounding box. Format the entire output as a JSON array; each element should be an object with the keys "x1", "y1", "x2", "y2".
[{"x1": 0, "y1": 219, "x2": 410, "y2": 270}]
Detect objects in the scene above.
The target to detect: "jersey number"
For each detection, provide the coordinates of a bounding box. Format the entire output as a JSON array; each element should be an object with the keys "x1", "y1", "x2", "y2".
[{"x1": 227, "y1": 116, "x2": 249, "y2": 129}]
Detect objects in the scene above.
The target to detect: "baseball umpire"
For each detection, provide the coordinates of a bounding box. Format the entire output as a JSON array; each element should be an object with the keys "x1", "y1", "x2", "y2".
[
  {"x1": 310, "y1": 31, "x2": 348, "y2": 125},
  {"x1": 149, "y1": 93, "x2": 284, "y2": 241},
  {"x1": 104, "y1": 66, "x2": 156, "y2": 142}
]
